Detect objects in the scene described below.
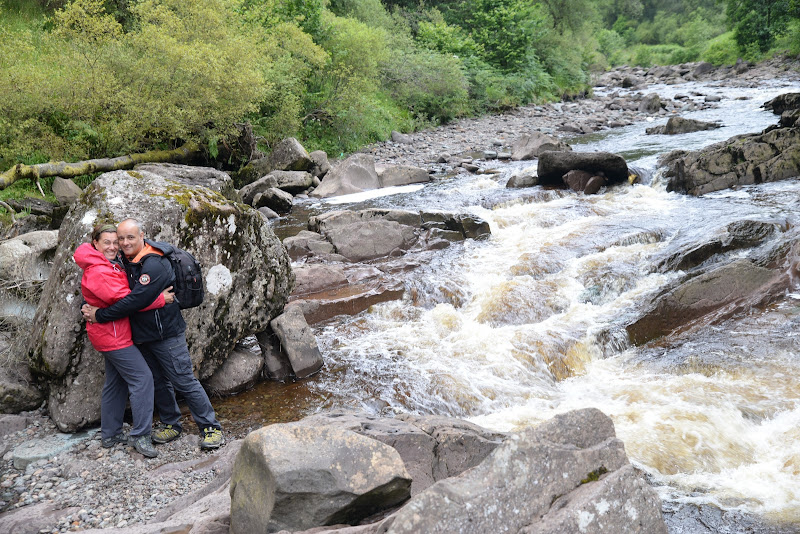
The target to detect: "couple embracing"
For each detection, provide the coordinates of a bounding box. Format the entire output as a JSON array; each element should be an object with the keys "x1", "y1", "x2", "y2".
[{"x1": 73, "y1": 219, "x2": 224, "y2": 458}]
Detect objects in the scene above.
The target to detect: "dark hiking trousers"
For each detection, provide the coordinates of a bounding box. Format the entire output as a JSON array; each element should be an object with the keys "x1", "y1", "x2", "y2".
[
  {"x1": 101, "y1": 345, "x2": 154, "y2": 439},
  {"x1": 138, "y1": 333, "x2": 221, "y2": 433}
]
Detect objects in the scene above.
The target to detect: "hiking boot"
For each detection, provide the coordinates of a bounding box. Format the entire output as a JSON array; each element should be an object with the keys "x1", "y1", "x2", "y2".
[
  {"x1": 152, "y1": 424, "x2": 181, "y2": 444},
  {"x1": 101, "y1": 432, "x2": 128, "y2": 448},
  {"x1": 200, "y1": 427, "x2": 224, "y2": 450},
  {"x1": 128, "y1": 435, "x2": 158, "y2": 458}
]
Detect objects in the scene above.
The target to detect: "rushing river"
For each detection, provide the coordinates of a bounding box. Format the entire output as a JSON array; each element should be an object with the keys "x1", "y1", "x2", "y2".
[{"x1": 223, "y1": 78, "x2": 800, "y2": 522}]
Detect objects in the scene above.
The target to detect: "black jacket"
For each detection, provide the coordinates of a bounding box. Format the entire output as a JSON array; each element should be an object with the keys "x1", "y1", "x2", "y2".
[{"x1": 95, "y1": 240, "x2": 185, "y2": 343}]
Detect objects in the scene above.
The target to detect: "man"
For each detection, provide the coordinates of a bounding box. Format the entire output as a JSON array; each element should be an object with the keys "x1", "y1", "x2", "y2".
[{"x1": 82, "y1": 218, "x2": 224, "y2": 450}]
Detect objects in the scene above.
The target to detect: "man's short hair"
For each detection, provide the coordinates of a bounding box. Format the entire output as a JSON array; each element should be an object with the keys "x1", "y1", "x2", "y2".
[{"x1": 118, "y1": 218, "x2": 144, "y2": 233}]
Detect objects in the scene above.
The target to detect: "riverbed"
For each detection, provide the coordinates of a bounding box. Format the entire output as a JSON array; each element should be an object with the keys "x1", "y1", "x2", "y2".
[{"x1": 222, "y1": 75, "x2": 800, "y2": 525}]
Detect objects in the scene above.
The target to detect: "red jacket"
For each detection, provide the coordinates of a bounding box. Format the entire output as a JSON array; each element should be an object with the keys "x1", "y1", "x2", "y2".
[{"x1": 73, "y1": 243, "x2": 165, "y2": 352}]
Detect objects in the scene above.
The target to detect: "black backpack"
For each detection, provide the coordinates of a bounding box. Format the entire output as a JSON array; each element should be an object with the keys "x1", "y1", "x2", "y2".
[{"x1": 147, "y1": 240, "x2": 204, "y2": 309}]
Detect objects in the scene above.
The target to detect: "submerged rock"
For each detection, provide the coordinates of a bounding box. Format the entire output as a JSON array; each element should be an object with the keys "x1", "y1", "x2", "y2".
[
  {"x1": 646, "y1": 116, "x2": 722, "y2": 135},
  {"x1": 538, "y1": 151, "x2": 629, "y2": 185}
]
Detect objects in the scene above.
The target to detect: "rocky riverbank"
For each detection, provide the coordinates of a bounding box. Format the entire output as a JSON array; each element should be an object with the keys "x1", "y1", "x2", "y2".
[{"x1": 2, "y1": 57, "x2": 800, "y2": 534}]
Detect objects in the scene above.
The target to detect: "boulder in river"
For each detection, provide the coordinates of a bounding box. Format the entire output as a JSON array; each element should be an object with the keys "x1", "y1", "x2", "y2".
[
  {"x1": 234, "y1": 137, "x2": 314, "y2": 188},
  {"x1": 646, "y1": 116, "x2": 722, "y2": 135},
  {"x1": 537, "y1": 151, "x2": 629, "y2": 186},
  {"x1": 562, "y1": 169, "x2": 608, "y2": 194},
  {"x1": 376, "y1": 164, "x2": 430, "y2": 187},
  {"x1": 662, "y1": 126, "x2": 800, "y2": 195},
  {"x1": 627, "y1": 259, "x2": 784, "y2": 345},
  {"x1": 310, "y1": 153, "x2": 381, "y2": 198},
  {"x1": 269, "y1": 305, "x2": 324, "y2": 379},
  {"x1": 763, "y1": 92, "x2": 800, "y2": 115},
  {"x1": 510, "y1": 132, "x2": 571, "y2": 161},
  {"x1": 639, "y1": 93, "x2": 662, "y2": 113},
  {"x1": 25, "y1": 167, "x2": 293, "y2": 431}
]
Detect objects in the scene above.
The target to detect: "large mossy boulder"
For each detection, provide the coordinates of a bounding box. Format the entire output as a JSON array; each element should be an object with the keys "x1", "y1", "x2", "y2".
[{"x1": 26, "y1": 167, "x2": 294, "y2": 432}]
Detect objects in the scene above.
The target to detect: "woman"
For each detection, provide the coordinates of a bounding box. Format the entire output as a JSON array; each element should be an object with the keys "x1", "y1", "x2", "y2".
[{"x1": 73, "y1": 223, "x2": 171, "y2": 458}]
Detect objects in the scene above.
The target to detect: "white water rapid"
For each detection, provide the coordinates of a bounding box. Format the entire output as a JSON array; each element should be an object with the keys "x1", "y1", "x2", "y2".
[{"x1": 295, "y1": 78, "x2": 800, "y2": 522}]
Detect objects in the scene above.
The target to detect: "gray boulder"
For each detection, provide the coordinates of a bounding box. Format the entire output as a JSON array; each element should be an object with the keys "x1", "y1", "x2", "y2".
[
  {"x1": 135, "y1": 163, "x2": 240, "y2": 202},
  {"x1": 511, "y1": 132, "x2": 571, "y2": 161},
  {"x1": 256, "y1": 330, "x2": 292, "y2": 382},
  {"x1": 382, "y1": 408, "x2": 666, "y2": 534},
  {"x1": 0, "y1": 358, "x2": 43, "y2": 414},
  {"x1": 269, "y1": 305, "x2": 323, "y2": 379},
  {"x1": 562, "y1": 170, "x2": 608, "y2": 194},
  {"x1": 0, "y1": 230, "x2": 59, "y2": 327},
  {"x1": 538, "y1": 151, "x2": 629, "y2": 185},
  {"x1": 646, "y1": 116, "x2": 721, "y2": 135},
  {"x1": 627, "y1": 259, "x2": 782, "y2": 345},
  {"x1": 693, "y1": 62, "x2": 714, "y2": 76},
  {"x1": 763, "y1": 92, "x2": 800, "y2": 115},
  {"x1": 253, "y1": 187, "x2": 293, "y2": 213},
  {"x1": 506, "y1": 173, "x2": 539, "y2": 188},
  {"x1": 206, "y1": 344, "x2": 264, "y2": 396},
  {"x1": 293, "y1": 264, "x2": 350, "y2": 296},
  {"x1": 377, "y1": 165, "x2": 430, "y2": 187},
  {"x1": 235, "y1": 137, "x2": 313, "y2": 187},
  {"x1": 663, "y1": 127, "x2": 800, "y2": 195},
  {"x1": 270, "y1": 170, "x2": 314, "y2": 195},
  {"x1": 26, "y1": 167, "x2": 293, "y2": 431},
  {"x1": 391, "y1": 130, "x2": 412, "y2": 144},
  {"x1": 239, "y1": 174, "x2": 278, "y2": 205},
  {"x1": 309, "y1": 150, "x2": 331, "y2": 178},
  {"x1": 302, "y1": 412, "x2": 506, "y2": 496},
  {"x1": 638, "y1": 93, "x2": 662, "y2": 113},
  {"x1": 283, "y1": 230, "x2": 336, "y2": 260},
  {"x1": 51, "y1": 177, "x2": 83, "y2": 206},
  {"x1": 325, "y1": 219, "x2": 418, "y2": 262},
  {"x1": 230, "y1": 422, "x2": 412, "y2": 534},
  {"x1": 310, "y1": 154, "x2": 381, "y2": 198}
]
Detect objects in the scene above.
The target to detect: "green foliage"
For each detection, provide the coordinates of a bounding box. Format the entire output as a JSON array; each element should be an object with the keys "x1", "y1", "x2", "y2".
[
  {"x1": 597, "y1": 29, "x2": 626, "y2": 65},
  {"x1": 701, "y1": 31, "x2": 740, "y2": 65},
  {"x1": 726, "y1": 0, "x2": 796, "y2": 53}
]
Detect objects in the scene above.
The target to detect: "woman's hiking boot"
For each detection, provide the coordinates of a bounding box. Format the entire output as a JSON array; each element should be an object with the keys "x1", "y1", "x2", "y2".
[
  {"x1": 200, "y1": 427, "x2": 224, "y2": 450},
  {"x1": 152, "y1": 424, "x2": 181, "y2": 444}
]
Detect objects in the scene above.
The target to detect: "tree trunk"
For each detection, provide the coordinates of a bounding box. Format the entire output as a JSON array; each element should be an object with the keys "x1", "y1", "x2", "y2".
[{"x1": 0, "y1": 142, "x2": 201, "y2": 190}]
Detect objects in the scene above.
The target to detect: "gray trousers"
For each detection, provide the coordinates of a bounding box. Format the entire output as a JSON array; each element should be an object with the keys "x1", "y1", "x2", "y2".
[
  {"x1": 101, "y1": 345, "x2": 154, "y2": 439},
  {"x1": 138, "y1": 333, "x2": 221, "y2": 433}
]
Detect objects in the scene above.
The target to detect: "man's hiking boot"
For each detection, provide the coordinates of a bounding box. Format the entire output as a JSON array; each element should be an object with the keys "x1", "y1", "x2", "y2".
[
  {"x1": 200, "y1": 427, "x2": 224, "y2": 450},
  {"x1": 128, "y1": 435, "x2": 158, "y2": 458},
  {"x1": 152, "y1": 424, "x2": 181, "y2": 444},
  {"x1": 101, "y1": 432, "x2": 128, "y2": 448}
]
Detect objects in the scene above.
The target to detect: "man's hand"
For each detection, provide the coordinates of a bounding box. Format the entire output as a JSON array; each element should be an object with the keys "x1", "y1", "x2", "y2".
[
  {"x1": 162, "y1": 286, "x2": 175, "y2": 304},
  {"x1": 81, "y1": 304, "x2": 99, "y2": 324}
]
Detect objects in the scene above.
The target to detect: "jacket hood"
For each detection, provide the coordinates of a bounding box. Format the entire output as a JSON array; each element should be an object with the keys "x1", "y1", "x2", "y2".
[{"x1": 74, "y1": 242, "x2": 113, "y2": 270}]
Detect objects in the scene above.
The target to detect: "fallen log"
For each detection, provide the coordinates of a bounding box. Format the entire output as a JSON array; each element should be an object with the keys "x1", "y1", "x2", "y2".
[{"x1": 0, "y1": 142, "x2": 201, "y2": 190}]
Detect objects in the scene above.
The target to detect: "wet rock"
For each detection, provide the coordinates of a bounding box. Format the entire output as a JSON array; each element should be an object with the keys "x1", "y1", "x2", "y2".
[
  {"x1": 510, "y1": 132, "x2": 571, "y2": 161},
  {"x1": 206, "y1": 344, "x2": 264, "y2": 396},
  {"x1": 693, "y1": 62, "x2": 714, "y2": 76},
  {"x1": 638, "y1": 93, "x2": 662, "y2": 113},
  {"x1": 538, "y1": 151, "x2": 629, "y2": 185},
  {"x1": 646, "y1": 116, "x2": 722, "y2": 135},
  {"x1": 325, "y1": 219, "x2": 418, "y2": 262},
  {"x1": 627, "y1": 259, "x2": 782, "y2": 345},
  {"x1": 230, "y1": 423, "x2": 411, "y2": 533},
  {"x1": 291, "y1": 279, "x2": 405, "y2": 325},
  {"x1": 239, "y1": 174, "x2": 278, "y2": 205},
  {"x1": 311, "y1": 154, "x2": 381, "y2": 198},
  {"x1": 763, "y1": 92, "x2": 800, "y2": 115},
  {"x1": 283, "y1": 230, "x2": 336, "y2": 260},
  {"x1": 258, "y1": 207, "x2": 280, "y2": 219},
  {"x1": 256, "y1": 329, "x2": 292, "y2": 381},
  {"x1": 269, "y1": 305, "x2": 323, "y2": 379},
  {"x1": 51, "y1": 177, "x2": 83, "y2": 206},
  {"x1": 779, "y1": 109, "x2": 800, "y2": 127},
  {"x1": 269, "y1": 170, "x2": 314, "y2": 195},
  {"x1": 382, "y1": 408, "x2": 666, "y2": 534},
  {"x1": 253, "y1": 187, "x2": 293, "y2": 214},
  {"x1": 292, "y1": 264, "x2": 351, "y2": 296},
  {"x1": 506, "y1": 173, "x2": 539, "y2": 188},
  {"x1": 26, "y1": 168, "x2": 293, "y2": 431},
  {"x1": 135, "y1": 163, "x2": 240, "y2": 202},
  {"x1": 663, "y1": 127, "x2": 800, "y2": 195},
  {"x1": 377, "y1": 165, "x2": 430, "y2": 187}
]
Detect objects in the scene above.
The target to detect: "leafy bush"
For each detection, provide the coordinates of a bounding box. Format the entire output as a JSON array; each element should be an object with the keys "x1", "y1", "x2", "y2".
[{"x1": 701, "y1": 31, "x2": 740, "y2": 66}]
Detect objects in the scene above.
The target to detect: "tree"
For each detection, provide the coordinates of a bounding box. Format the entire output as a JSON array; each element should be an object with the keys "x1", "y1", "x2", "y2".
[{"x1": 726, "y1": 0, "x2": 796, "y2": 52}]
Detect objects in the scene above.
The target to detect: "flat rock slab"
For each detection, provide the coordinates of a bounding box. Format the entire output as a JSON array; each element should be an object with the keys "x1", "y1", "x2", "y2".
[{"x1": 13, "y1": 431, "x2": 95, "y2": 470}]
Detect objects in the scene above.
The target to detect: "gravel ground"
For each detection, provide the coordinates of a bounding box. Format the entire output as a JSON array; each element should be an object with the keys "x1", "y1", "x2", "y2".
[{"x1": 1, "y1": 58, "x2": 799, "y2": 534}]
